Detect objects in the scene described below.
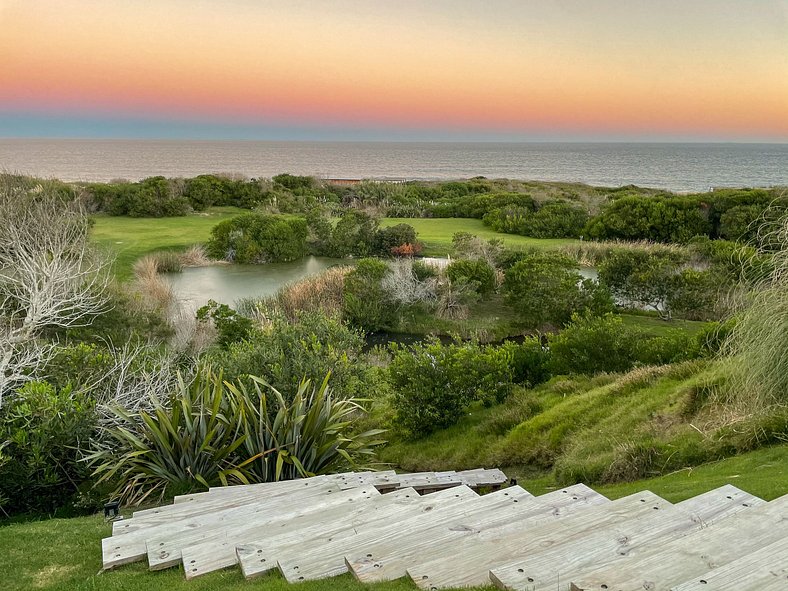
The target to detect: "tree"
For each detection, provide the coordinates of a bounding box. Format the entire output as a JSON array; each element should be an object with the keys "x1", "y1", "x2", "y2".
[
  {"x1": 597, "y1": 249, "x2": 684, "y2": 319},
  {"x1": 328, "y1": 210, "x2": 380, "y2": 257},
  {"x1": 0, "y1": 180, "x2": 111, "y2": 405}
]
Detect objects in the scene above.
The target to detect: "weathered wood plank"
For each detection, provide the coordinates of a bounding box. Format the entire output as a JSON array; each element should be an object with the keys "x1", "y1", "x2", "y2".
[
  {"x1": 112, "y1": 478, "x2": 337, "y2": 535},
  {"x1": 346, "y1": 483, "x2": 607, "y2": 583},
  {"x1": 167, "y1": 474, "x2": 329, "y2": 506},
  {"x1": 488, "y1": 486, "x2": 762, "y2": 591},
  {"x1": 407, "y1": 491, "x2": 672, "y2": 590},
  {"x1": 670, "y1": 536, "x2": 788, "y2": 591},
  {"x1": 568, "y1": 494, "x2": 788, "y2": 591},
  {"x1": 237, "y1": 485, "x2": 479, "y2": 580},
  {"x1": 276, "y1": 486, "x2": 535, "y2": 583},
  {"x1": 102, "y1": 484, "x2": 373, "y2": 570},
  {"x1": 181, "y1": 487, "x2": 421, "y2": 579},
  {"x1": 146, "y1": 486, "x2": 380, "y2": 571}
]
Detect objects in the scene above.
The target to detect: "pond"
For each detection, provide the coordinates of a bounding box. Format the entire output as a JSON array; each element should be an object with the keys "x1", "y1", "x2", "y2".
[{"x1": 165, "y1": 256, "x2": 348, "y2": 309}]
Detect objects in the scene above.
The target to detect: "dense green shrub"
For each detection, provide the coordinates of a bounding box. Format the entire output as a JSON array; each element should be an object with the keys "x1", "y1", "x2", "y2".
[
  {"x1": 196, "y1": 300, "x2": 255, "y2": 348},
  {"x1": 375, "y1": 223, "x2": 419, "y2": 256},
  {"x1": 585, "y1": 196, "x2": 711, "y2": 243},
  {"x1": 504, "y1": 253, "x2": 613, "y2": 328},
  {"x1": 206, "y1": 213, "x2": 308, "y2": 263},
  {"x1": 484, "y1": 201, "x2": 588, "y2": 238},
  {"x1": 597, "y1": 249, "x2": 686, "y2": 317},
  {"x1": 0, "y1": 382, "x2": 96, "y2": 514},
  {"x1": 499, "y1": 338, "x2": 552, "y2": 388},
  {"x1": 635, "y1": 330, "x2": 700, "y2": 366},
  {"x1": 446, "y1": 259, "x2": 496, "y2": 297},
  {"x1": 549, "y1": 314, "x2": 642, "y2": 375},
  {"x1": 667, "y1": 269, "x2": 729, "y2": 321},
  {"x1": 272, "y1": 173, "x2": 315, "y2": 191},
  {"x1": 210, "y1": 311, "x2": 370, "y2": 401},
  {"x1": 549, "y1": 314, "x2": 700, "y2": 375},
  {"x1": 328, "y1": 210, "x2": 380, "y2": 257},
  {"x1": 342, "y1": 258, "x2": 396, "y2": 331},
  {"x1": 389, "y1": 340, "x2": 514, "y2": 436}
]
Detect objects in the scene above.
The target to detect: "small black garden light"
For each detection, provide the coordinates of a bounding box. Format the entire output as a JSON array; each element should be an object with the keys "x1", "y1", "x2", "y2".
[{"x1": 104, "y1": 499, "x2": 120, "y2": 521}]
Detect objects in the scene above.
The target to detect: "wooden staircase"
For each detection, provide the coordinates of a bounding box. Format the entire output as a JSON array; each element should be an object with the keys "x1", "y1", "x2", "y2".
[{"x1": 100, "y1": 469, "x2": 787, "y2": 591}]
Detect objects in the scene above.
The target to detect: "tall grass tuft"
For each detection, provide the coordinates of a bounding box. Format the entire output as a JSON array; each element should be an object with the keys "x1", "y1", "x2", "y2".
[
  {"x1": 132, "y1": 253, "x2": 176, "y2": 312},
  {"x1": 179, "y1": 244, "x2": 211, "y2": 267},
  {"x1": 252, "y1": 266, "x2": 352, "y2": 321},
  {"x1": 722, "y1": 212, "x2": 788, "y2": 417}
]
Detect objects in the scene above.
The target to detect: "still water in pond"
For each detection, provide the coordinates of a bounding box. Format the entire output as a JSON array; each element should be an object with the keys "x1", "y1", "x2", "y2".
[{"x1": 166, "y1": 256, "x2": 348, "y2": 309}]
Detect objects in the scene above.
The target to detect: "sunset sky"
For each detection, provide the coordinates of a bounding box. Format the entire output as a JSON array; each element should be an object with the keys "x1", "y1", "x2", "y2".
[{"x1": 1, "y1": 0, "x2": 787, "y2": 141}]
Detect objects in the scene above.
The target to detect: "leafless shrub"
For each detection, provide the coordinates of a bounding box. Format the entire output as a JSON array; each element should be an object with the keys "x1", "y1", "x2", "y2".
[
  {"x1": 382, "y1": 259, "x2": 437, "y2": 305},
  {"x1": 0, "y1": 182, "x2": 112, "y2": 405}
]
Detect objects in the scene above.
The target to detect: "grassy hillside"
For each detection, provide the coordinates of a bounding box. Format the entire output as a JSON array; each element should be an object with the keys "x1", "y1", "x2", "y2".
[{"x1": 377, "y1": 360, "x2": 783, "y2": 488}]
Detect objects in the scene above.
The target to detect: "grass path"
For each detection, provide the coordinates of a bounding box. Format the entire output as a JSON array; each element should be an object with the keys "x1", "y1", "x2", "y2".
[
  {"x1": 381, "y1": 217, "x2": 578, "y2": 256},
  {"x1": 1, "y1": 444, "x2": 784, "y2": 590}
]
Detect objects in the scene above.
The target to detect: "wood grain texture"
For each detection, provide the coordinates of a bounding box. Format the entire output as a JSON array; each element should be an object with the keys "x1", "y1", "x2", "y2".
[
  {"x1": 346, "y1": 484, "x2": 606, "y2": 583},
  {"x1": 568, "y1": 494, "x2": 788, "y2": 591}
]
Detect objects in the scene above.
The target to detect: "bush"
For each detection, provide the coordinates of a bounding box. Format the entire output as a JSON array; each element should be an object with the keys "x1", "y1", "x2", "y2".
[
  {"x1": 375, "y1": 223, "x2": 419, "y2": 256},
  {"x1": 484, "y1": 201, "x2": 588, "y2": 238},
  {"x1": 210, "y1": 311, "x2": 371, "y2": 401},
  {"x1": 549, "y1": 314, "x2": 642, "y2": 375},
  {"x1": 327, "y1": 210, "x2": 379, "y2": 257},
  {"x1": 446, "y1": 259, "x2": 496, "y2": 297},
  {"x1": 343, "y1": 258, "x2": 396, "y2": 331},
  {"x1": 597, "y1": 249, "x2": 686, "y2": 318},
  {"x1": 206, "y1": 213, "x2": 308, "y2": 263},
  {"x1": 549, "y1": 314, "x2": 701, "y2": 375},
  {"x1": 89, "y1": 366, "x2": 383, "y2": 505},
  {"x1": 0, "y1": 382, "x2": 96, "y2": 514},
  {"x1": 499, "y1": 338, "x2": 552, "y2": 388},
  {"x1": 389, "y1": 340, "x2": 514, "y2": 437},
  {"x1": 504, "y1": 253, "x2": 613, "y2": 328},
  {"x1": 196, "y1": 300, "x2": 255, "y2": 348},
  {"x1": 585, "y1": 195, "x2": 711, "y2": 243},
  {"x1": 667, "y1": 268, "x2": 729, "y2": 321}
]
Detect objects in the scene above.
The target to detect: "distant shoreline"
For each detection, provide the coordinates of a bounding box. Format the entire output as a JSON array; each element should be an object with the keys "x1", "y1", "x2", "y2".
[{"x1": 2, "y1": 139, "x2": 787, "y2": 192}]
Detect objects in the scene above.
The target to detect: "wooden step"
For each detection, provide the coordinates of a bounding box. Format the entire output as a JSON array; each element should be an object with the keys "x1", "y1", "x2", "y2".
[
  {"x1": 487, "y1": 486, "x2": 763, "y2": 591},
  {"x1": 670, "y1": 536, "x2": 788, "y2": 591},
  {"x1": 276, "y1": 485, "x2": 529, "y2": 582},
  {"x1": 346, "y1": 484, "x2": 608, "y2": 583},
  {"x1": 181, "y1": 487, "x2": 422, "y2": 579},
  {"x1": 407, "y1": 491, "x2": 673, "y2": 590},
  {"x1": 145, "y1": 485, "x2": 380, "y2": 571},
  {"x1": 568, "y1": 493, "x2": 788, "y2": 591},
  {"x1": 237, "y1": 485, "x2": 480, "y2": 580},
  {"x1": 102, "y1": 483, "x2": 373, "y2": 570}
]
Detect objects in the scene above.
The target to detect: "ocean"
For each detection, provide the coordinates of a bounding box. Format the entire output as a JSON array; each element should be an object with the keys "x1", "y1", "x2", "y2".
[{"x1": 1, "y1": 139, "x2": 787, "y2": 192}]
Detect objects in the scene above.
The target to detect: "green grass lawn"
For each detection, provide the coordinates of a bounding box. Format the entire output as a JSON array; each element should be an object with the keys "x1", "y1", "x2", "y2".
[
  {"x1": 90, "y1": 207, "x2": 245, "y2": 281},
  {"x1": 1, "y1": 444, "x2": 784, "y2": 591},
  {"x1": 381, "y1": 218, "x2": 578, "y2": 256},
  {"x1": 620, "y1": 313, "x2": 708, "y2": 336},
  {"x1": 91, "y1": 213, "x2": 576, "y2": 282}
]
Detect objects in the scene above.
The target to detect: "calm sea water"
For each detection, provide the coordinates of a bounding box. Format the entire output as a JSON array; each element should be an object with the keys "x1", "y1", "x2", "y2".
[{"x1": 1, "y1": 139, "x2": 787, "y2": 192}]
